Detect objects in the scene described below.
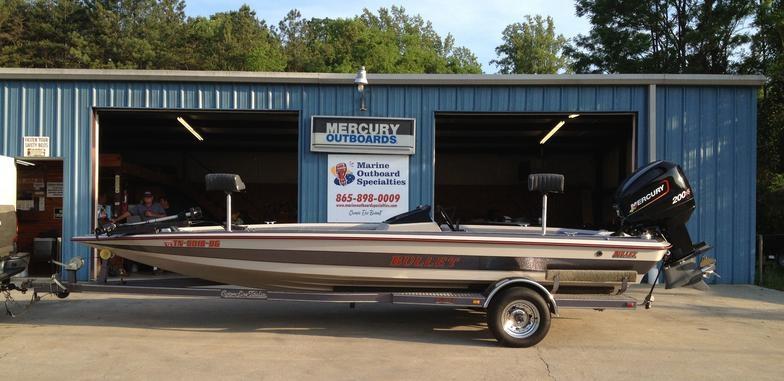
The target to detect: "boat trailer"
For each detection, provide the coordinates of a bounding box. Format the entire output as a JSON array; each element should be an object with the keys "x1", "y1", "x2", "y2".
[
  {"x1": 17, "y1": 277, "x2": 639, "y2": 311},
  {"x1": 4, "y1": 259, "x2": 642, "y2": 348}
]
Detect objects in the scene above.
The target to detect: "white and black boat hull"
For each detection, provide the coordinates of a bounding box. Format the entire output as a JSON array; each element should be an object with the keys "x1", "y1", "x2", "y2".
[{"x1": 75, "y1": 231, "x2": 668, "y2": 291}]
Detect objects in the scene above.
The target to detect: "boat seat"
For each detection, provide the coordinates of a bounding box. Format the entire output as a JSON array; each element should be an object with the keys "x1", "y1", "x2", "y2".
[
  {"x1": 528, "y1": 173, "x2": 564, "y2": 194},
  {"x1": 205, "y1": 173, "x2": 246, "y2": 193}
]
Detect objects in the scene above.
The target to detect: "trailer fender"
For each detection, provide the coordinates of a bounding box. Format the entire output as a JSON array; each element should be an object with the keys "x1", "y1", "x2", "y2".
[{"x1": 484, "y1": 278, "x2": 558, "y2": 316}]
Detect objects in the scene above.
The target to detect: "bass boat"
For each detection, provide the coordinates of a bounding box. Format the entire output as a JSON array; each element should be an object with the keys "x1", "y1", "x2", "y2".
[{"x1": 73, "y1": 161, "x2": 713, "y2": 293}]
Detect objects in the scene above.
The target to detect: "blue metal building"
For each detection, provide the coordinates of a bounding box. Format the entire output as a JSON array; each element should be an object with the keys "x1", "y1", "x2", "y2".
[{"x1": 0, "y1": 69, "x2": 764, "y2": 283}]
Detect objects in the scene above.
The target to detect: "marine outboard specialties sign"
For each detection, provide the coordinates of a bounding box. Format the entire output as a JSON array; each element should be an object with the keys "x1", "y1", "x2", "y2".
[
  {"x1": 327, "y1": 154, "x2": 409, "y2": 222},
  {"x1": 311, "y1": 116, "x2": 416, "y2": 155}
]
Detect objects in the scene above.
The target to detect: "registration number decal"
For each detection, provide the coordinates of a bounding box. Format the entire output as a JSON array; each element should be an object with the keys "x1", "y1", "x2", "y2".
[{"x1": 164, "y1": 239, "x2": 221, "y2": 248}]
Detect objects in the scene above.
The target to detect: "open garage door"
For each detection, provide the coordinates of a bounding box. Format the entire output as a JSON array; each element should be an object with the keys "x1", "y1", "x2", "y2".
[
  {"x1": 96, "y1": 109, "x2": 299, "y2": 231},
  {"x1": 435, "y1": 113, "x2": 635, "y2": 230}
]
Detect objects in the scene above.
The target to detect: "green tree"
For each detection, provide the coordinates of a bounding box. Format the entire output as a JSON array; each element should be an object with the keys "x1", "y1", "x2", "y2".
[
  {"x1": 277, "y1": 9, "x2": 312, "y2": 72},
  {"x1": 0, "y1": 0, "x2": 91, "y2": 68},
  {"x1": 0, "y1": 0, "x2": 27, "y2": 67},
  {"x1": 187, "y1": 5, "x2": 285, "y2": 71},
  {"x1": 447, "y1": 46, "x2": 482, "y2": 74},
  {"x1": 567, "y1": 0, "x2": 755, "y2": 74},
  {"x1": 82, "y1": 0, "x2": 191, "y2": 69},
  {"x1": 277, "y1": 6, "x2": 481, "y2": 74},
  {"x1": 0, "y1": 2, "x2": 480, "y2": 74},
  {"x1": 742, "y1": 0, "x2": 784, "y2": 233},
  {"x1": 492, "y1": 15, "x2": 570, "y2": 74}
]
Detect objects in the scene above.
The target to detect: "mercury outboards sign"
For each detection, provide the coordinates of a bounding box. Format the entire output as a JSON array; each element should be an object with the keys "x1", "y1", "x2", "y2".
[{"x1": 311, "y1": 116, "x2": 416, "y2": 155}]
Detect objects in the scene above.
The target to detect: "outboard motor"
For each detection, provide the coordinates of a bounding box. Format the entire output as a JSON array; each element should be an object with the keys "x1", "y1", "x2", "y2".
[{"x1": 614, "y1": 161, "x2": 714, "y2": 289}]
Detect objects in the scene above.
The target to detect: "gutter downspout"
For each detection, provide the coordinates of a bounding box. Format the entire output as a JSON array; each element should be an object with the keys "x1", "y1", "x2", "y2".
[
  {"x1": 648, "y1": 84, "x2": 657, "y2": 164},
  {"x1": 647, "y1": 84, "x2": 660, "y2": 285}
]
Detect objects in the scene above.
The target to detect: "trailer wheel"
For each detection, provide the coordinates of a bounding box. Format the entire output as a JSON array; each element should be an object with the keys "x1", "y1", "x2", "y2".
[
  {"x1": 487, "y1": 287, "x2": 551, "y2": 347},
  {"x1": 56, "y1": 290, "x2": 70, "y2": 299}
]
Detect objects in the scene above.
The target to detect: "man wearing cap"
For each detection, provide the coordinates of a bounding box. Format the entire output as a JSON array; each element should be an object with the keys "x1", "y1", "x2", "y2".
[{"x1": 112, "y1": 191, "x2": 167, "y2": 223}]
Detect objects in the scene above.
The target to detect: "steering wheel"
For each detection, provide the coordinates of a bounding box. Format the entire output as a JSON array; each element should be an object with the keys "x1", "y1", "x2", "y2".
[{"x1": 437, "y1": 206, "x2": 458, "y2": 232}]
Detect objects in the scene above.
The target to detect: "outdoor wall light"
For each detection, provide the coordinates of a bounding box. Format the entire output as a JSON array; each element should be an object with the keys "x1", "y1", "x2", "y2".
[{"x1": 354, "y1": 66, "x2": 368, "y2": 112}]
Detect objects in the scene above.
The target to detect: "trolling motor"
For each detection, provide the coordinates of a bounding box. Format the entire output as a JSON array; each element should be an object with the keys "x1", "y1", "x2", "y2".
[
  {"x1": 96, "y1": 207, "x2": 203, "y2": 237},
  {"x1": 614, "y1": 161, "x2": 716, "y2": 297},
  {"x1": 94, "y1": 173, "x2": 244, "y2": 237}
]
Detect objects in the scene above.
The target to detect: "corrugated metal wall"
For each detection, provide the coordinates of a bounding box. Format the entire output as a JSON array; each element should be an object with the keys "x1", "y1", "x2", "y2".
[
  {"x1": 0, "y1": 80, "x2": 757, "y2": 283},
  {"x1": 656, "y1": 86, "x2": 757, "y2": 284}
]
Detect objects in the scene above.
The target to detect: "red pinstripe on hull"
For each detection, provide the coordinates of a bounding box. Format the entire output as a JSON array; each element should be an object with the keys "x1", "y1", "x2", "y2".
[{"x1": 73, "y1": 233, "x2": 670, "y2": 251}]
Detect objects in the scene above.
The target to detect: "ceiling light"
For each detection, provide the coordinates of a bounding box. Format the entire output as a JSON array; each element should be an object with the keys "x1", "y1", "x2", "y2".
[
  {"x1": 177, "y1": 117, "x2": 203, "y2": 141},
  {"x1": 15, "y1": 159, "x2": 35, "y2": 166},
  {"x1": 539, "y1": 120, "x2": 566, "y2": 145},
  {"x1": 568, "y1": 114, "x2": 580, "y2": 119}
]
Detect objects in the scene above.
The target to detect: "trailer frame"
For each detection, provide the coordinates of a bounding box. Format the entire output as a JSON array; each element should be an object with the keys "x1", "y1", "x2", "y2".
[{"x1": 6, "y1": 269, "x2": 640, "y2": 347}]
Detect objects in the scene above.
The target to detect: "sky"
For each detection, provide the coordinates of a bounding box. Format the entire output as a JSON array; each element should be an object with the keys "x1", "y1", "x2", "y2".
[{"x1": 184, "y1": 0, "x2": 591, "y2": 72}]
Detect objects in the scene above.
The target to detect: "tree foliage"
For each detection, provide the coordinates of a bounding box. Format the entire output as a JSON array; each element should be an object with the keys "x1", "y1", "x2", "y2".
[
  {"x1": 567, "y1": 0, "x2": 755, "y2": 74},
  {"x1": 492, "y1": 15, "x2": 570, "y2": 74},
  {"x1": 568, "y1": 1, "x2": 782, "y2": 234},
  {"x1": 187, "y1": 5, "x2": 286, "y2": 71},
  {"x1": 0, "y1": 1, "x2": 481, "y2": 74},
  {"x1": 742, "y1": 0, "x2": 784, "y2": 233},
  {"x1": 278, "y1": 6, "x2": 481, "y2": 74},
  {"x1": 82, "y1": 0, "x2": 193, "y2": 69}
]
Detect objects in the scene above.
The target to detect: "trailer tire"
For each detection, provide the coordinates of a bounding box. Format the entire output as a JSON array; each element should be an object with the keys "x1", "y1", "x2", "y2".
[
  {"x1": 56, "y1": 290, "x2": 70, "y2": 299},
  {"x1": 487, "y1": 287, "x2": 551, "y2": 347}
]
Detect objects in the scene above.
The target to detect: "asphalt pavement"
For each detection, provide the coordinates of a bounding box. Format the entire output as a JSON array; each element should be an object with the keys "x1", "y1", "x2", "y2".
[{"x1": 1, "y1": 284, "x2": 782, "y2": 380}]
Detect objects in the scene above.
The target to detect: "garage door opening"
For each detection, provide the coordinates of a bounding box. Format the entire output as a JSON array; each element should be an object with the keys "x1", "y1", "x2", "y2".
[
  {"x1": 96, "y1": 109, "x2": 299, "y2": 232},
  {"x1": 14, "y1": 158, "x2": 63, "y2": 276},
  {"x1": 435, "y1": 113, "x2": 635, "y2": 230}
]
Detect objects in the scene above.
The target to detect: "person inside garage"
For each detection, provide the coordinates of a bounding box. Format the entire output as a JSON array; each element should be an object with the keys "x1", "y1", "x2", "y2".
[
  {"x1": 112, "y1": 191, "x2": 167, "y2": 223},
  {"x1": 110, "y1": 190, "x2": 168, "y2": 274}
]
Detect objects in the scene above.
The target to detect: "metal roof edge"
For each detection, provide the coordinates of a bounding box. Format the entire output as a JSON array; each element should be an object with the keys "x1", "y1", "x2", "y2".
[{"x1": 0, "y1": 68, "x2": 767, "y2": 86}]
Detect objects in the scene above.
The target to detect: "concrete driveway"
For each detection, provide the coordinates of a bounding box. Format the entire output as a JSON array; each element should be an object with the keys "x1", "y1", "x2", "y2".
[{"x1": 2, "y1": 284, "x2": 782, "y2": 380}]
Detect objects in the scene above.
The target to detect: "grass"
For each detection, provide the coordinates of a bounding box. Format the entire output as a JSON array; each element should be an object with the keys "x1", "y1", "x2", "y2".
[{"x1": 759, "y1": 261, "x2": 784, "y2": 291}]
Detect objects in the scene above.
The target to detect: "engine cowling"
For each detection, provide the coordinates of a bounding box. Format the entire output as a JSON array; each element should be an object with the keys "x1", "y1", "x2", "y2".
[
  {"x1": 614, "y1": 161, "x2": 712, "y2": 289},
  {"x1": 615, "y1": 161, "x2": 695, "y2": 233}
]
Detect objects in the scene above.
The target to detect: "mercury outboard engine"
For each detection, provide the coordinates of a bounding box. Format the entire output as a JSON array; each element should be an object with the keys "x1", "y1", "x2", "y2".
[{"x1": 614, "y1": 161, "x2": 714, "y2": 290}]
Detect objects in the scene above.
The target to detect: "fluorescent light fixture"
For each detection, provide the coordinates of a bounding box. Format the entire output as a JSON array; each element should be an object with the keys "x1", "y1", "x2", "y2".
[
  {"x1": 15, "y1": 159, "x2": 35, "y2": 166},
  {"x1": 568, "y1": 114, "x2": 580, "y2": 119},
  {"x1": 177, "y1": 117, "x2": 203, "y2": 141},
  {"x1": 539, "y1": 120, "x2": 566, "y2": 145}
]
